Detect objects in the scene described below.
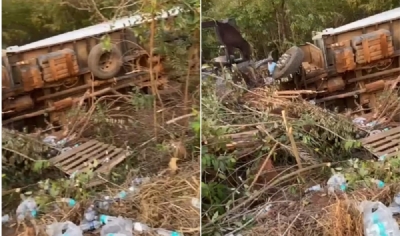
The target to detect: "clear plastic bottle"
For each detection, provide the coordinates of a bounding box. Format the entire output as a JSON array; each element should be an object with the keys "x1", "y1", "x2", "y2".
[
  {"x1": 155, "y1": 228, "x2": 182, "y2": 236},
  {"x1": 360, "y1": 201, "x2": 400, "y2": 236},
  {"x1": 46, "y1": 221, "x2": 83, "y2": 236},
  {"x1": 83, "y1": 206, "x2": 97, "y2": 222},
  {"x1": 80, "y1": 220, "x2": 102, "y2": 231},
  {"x1": 371, "y1": 179, "x2": 385, "y2": 189},
  {"x1": 99, "y1": 214, "x2": 119, "y2": 224},
  {"x1": 16, "y1": 197, "x2": 38, "y2": 221},
  {"x1": 327, "y1": 173, "x2": 347, "y2": 194},
  {"x1": 100, "y1": 216, "x2": 133, "y2": 236},
  {"x1": 60, "y1": 198, "x2": 76, "y2": 207}
]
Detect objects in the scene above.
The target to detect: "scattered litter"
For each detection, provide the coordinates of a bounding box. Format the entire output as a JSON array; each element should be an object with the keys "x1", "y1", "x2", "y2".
[
  {"x1": 16, "y1": 197, "x2": 38, "y2": 221},
  {"x1": 370, "y1": 179, "x2": 385, "y2": 189},
  {"x1": 46, "y1": 221, "x2": 83, "y2": 236},
  {"x1": 43, "y1": 136, "x2": 58, "y2": 146},
  {"x1": 327, "y1": 173, "x2": 347, "y2": 194},
  {"x1": 60, "y1": 198, "x2": 76, "y2": 207},
  {"x1": 378, "y1": 154, "x2": 387, "y2": 161},
  {"x1": 305, "y1": 184, "x2": 322, "y2": 193},
  {"x1": 95, "y1": 177, "x2": 151, "y2": 210},
  {"x1": 352, "y1": 117, "x2": 367, "y2": 126},
  {"x1": 100, "y1": 216, "x2": 133, "y2": 236},
  {"x1": 191, "y1": 198, "x2": 200, "y2": 209},
  {"x1": 360, "y1": 201, "x2": 400, "y2": 235},
  {"x1": 389, "y1": 193, "x2": 400, "y2": 214},
  {"x1": 80, "y1": 220, "x2": 102, "y2": 231},
  {"x1": 133, "y1": 222, "x2": 182, "y2": 236},
  {"x1": 2, "y1": 214, "x2": 10, "y2": 223},
  {"x1": 370, "y1": 130, "x2": 382, "y2": 135}
]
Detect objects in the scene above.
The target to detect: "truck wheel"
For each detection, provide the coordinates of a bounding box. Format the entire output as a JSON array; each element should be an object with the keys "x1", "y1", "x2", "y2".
[
  {"x1": 272, "y1": 46, "x2": 304, "y2": 79},
  {"x1": 88, "y1": 43, "x2": 123, "y2": 80}
]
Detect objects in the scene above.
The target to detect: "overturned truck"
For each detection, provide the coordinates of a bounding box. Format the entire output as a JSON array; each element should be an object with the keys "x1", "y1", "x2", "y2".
[
  {"x1": 293, "y1": 8, "x2": 400, "y2": 111},
  {"x1": 2, "y1": 9, "x2": 181, "y2": 129}
]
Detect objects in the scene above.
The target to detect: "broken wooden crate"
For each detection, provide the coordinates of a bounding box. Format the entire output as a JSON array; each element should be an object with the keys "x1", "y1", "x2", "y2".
[
  {"x1": 360, "y1": 126, "x2": 400, "y2": 160},
  {"x1": 49, "y1": 139, "x2": 130, "y2": 187}
]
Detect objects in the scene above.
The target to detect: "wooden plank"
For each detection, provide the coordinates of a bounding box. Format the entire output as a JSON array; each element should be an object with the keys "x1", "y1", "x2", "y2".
[
  {"x1": 49, "y1": 140, "x2": 98, "y2": 163},
  {"x1": 57, "y1": 141, "x2": 105, "y2": 166},
  {"x1": 96, "y1": 151, "x2": 129, "y2": 174},
  {"x1": 62, "y1": 143, "x2": 111, "y2": 172},
  {"x1": 366, "y1": 133, "x2": 400, "y2": 148},
  {"x1": 373, "y1": 140, "x2": 400, "y2": 152},
  {"x1": 360, "y1": 126, "x2": 400, "y2": 144},
  {"x1": 49, "y1": 139, "x2": 129, "y2": 187},
  {"x1": 65, "y1": 146, "x2": 122, "y2": 174}
]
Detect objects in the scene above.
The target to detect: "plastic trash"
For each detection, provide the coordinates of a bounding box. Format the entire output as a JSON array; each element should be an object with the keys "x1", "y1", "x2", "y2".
[
  {"x1": 389, "y1": 193, "x2": 400, "y2": 214},
  {"x1": 83, "y1": 206, "x2": 97, "y2": 222},
  {"x1": 16, "y1": 197, "x2": 38, "y2": 221},
  {"x1": 100, "y1": 216, "x2": 133, "y2": 236},
  {"x1": 191, "y1": 198, "x2": 200, "y2": 209},
  {"x1": 155, "y1": 228, "x2": 182, "y2": 236},
  {"x1": 132, "y1": 177, "x2": 151, "y2": 186},
  {"x1": 46, "y1": 221, "x2": 83, "y2": 236},
  {"x1": 96, "y1": 178, "x2": 151, "y2": 210},
  {"x1": 371, "y1": 179, "x2": 385, "y2": 189},
  {"x1": 60, "y1": 198, "x2": 76, "y2": 207},
  {"x1": 100, "y1": 215, "x2": 120, "y2": 224},
  {"x1": 305, "y1": 184, "x2": 322, "y2": 192},
  {"x1": 360, "y1": 201, "x2": 400, "y2": 236},
  {"x1": 133, "y1": 222, "x2": 151, "y2": 232},
  {"x1": 352, "y1": 117, "x2": 366, "y2": 126},
  {"x1": 327, "y1": 173, "x2": 347, "y2": 194},
  {"x1": 43, "y1": 136, "x2": 58, "y2": 145},
  {"x1": 2, "y1": 214, "x2": 10, "y2": 223},
  {"x1": 80, "y1": 220, "x2": 102, "y2": 231}
]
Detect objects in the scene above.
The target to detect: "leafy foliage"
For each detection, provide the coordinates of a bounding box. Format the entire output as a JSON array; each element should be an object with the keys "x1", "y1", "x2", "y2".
[{"x1": 202, "y1": 0, "x2": 400, "y2": 59}]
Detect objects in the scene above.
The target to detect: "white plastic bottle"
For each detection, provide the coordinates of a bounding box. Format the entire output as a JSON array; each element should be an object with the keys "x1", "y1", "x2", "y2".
[
  {"x1": 16, "y1": 197, "x2": 38, "y2": 221},
  {"x1": 155, "y1": 228, "x2": 182, "y2": 236}
]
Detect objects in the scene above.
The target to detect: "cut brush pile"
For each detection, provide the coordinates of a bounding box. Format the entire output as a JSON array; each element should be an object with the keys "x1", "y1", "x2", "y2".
[{"x1": 201, "y1": 77, "x2": 400, "y2": 235}]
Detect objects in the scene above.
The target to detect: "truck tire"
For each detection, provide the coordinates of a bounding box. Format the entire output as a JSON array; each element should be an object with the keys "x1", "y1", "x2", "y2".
[
  {"x1": 88, "y1": 43, "x2": 123, "y2": 80},
  {"x1": 272, "y1": 46, "x2": 304, "y2": 79}
]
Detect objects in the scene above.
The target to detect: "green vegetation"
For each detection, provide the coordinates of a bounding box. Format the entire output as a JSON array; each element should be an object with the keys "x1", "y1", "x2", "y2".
[
  {"x1": 201, "y1": 1, "x2": 400, "y2": 235},
  {"x1": 202, "y1": 0, "x2": 399, "y2": 59}
]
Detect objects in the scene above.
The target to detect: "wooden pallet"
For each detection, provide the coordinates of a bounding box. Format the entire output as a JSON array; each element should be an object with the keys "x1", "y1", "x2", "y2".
[
  {"x1": 49, "y1": 139, "x2": 129, "y2": 187},
  {"x1": 359, "y1": 126, "x2": 400, "y2": 159}
]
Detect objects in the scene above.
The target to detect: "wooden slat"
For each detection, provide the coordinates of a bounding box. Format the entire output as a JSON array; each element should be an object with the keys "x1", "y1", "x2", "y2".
[
  {"x1": 360, "y1": 126, "x2": 400, "y2": 158},
  {"x1": 58, "y1": 141, "x2": 105, "y2": 167},
  {"x1": 50, "y1": 140, "x2": 98, "y2": 163},
  {"x1": 360, "y1": 126, "x2": 400, "y2": 144},
  {"x1": 49, "y1": 139, "x2": 129, "y2": 187},
  {"x1": 66, "y1": 145, "x2": 120, "y2": 174},
  {"x1": 62, "y1": 143, "x2": 110, "y2": 172}
]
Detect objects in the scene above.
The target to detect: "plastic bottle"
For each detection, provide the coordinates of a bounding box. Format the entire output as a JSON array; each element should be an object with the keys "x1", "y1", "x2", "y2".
[
  {"x1": 46, "y1": 221, "x2": 83, "y2": 236},
  {"x1": 16, "y1": 197, "x2": 38, "y2": 221},
  {"x1": 60, "y1": 198, "x2": 76, "y2": 207},
  {"x1": 80, "y1": 220, "x2": 102, "y2": 231},
  {"x1": 371, "y1": 179, "x2": 385, "y2": 189},
  {"x1": 133, "y1": 222, "x2": 151, "y2": 233},
  {"x1": 96, "y1": 178, "x2": 151, "y2": 210},
  {"x1": 99, "y1": 214, "x2": 119, "y2": 224},
  {"x1": 360, "y1": 201, "x2": 400, "y2": 236},
  {"x1": 100, "y1": 216, "x2": 133, "y2": 236},
  {"x1": 83, "y1": 206, "x2": 97, "y2": 222},
  {"x1": 327, "y1": 173, "x2": 347, "y2": 194},
  {"x1": 155, "y1": 228, "x2": 182, "y2": 236}
]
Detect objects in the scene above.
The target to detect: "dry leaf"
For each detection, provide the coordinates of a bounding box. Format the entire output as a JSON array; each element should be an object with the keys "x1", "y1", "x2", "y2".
[{"x1": 169, "y1": 157, "x2": 179, "y2": 172}]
